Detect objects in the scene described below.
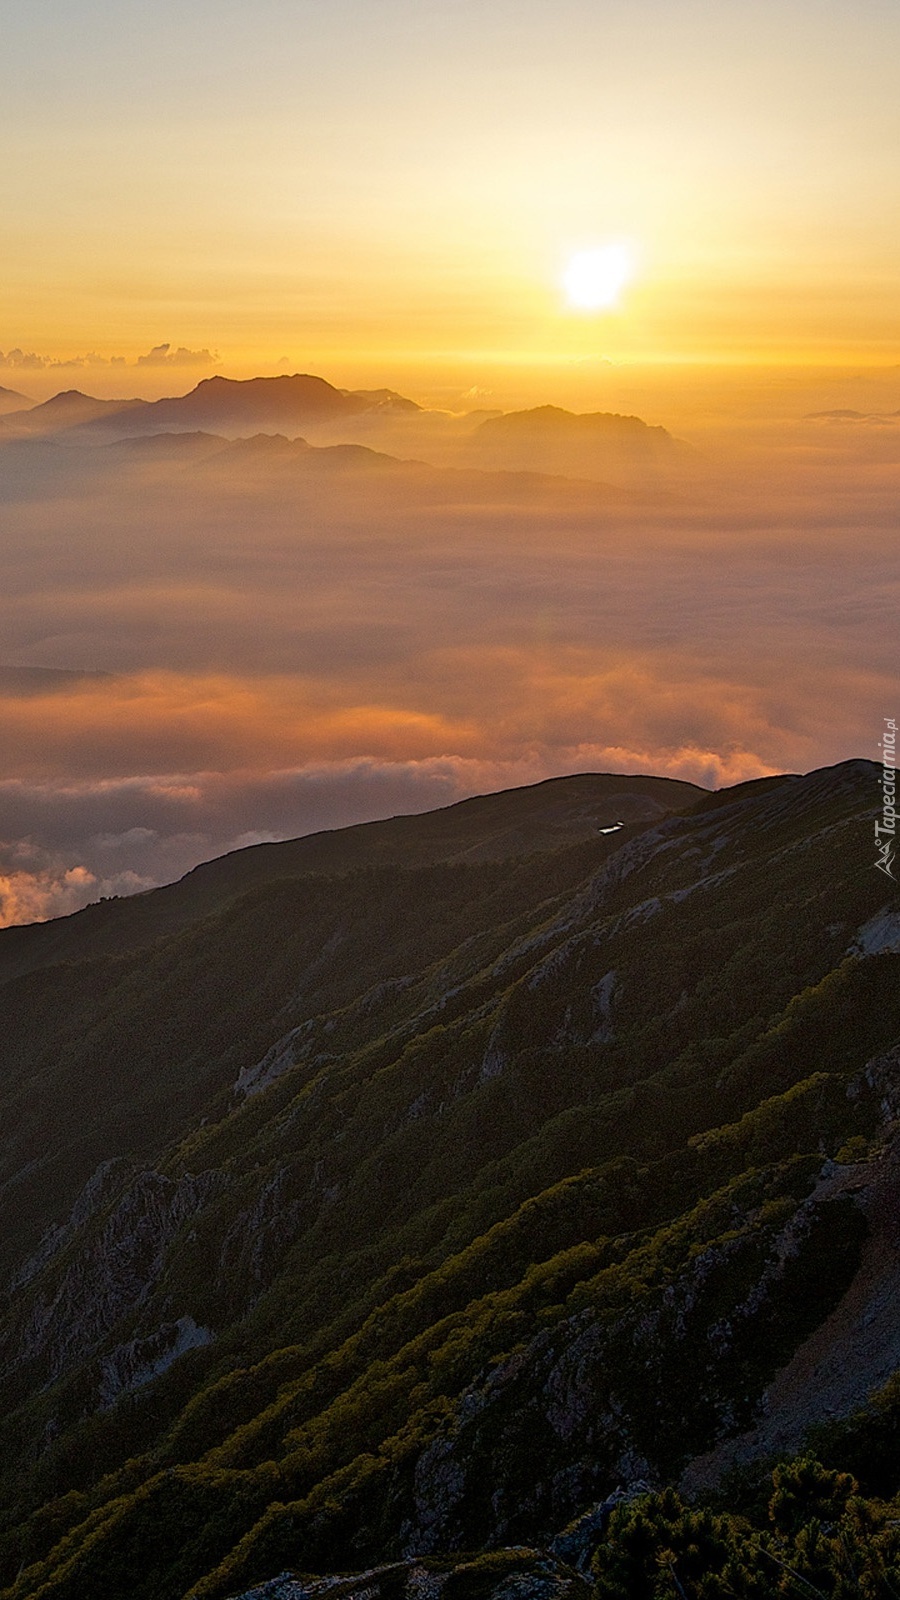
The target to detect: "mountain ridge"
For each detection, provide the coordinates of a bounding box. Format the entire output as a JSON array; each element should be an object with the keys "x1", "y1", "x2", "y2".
[
  {"x1": 0, "y1": 379, "x2": 686, "y2": 489},
  {"x1": 0, "y1": 375, "x2": 421, "y2": 442},
  {"x1": 0, "y1": 384, "x2": 30, "y2": 413},
  {"x1": 0, "y1": 758, "x2": 897, "y2": 1600},
  {"x1": 475, "y1": 405, "x2": 673, "y2": 441},
  {"x1": 0, "y1": 771, "x2": 706, "y2": 981}
]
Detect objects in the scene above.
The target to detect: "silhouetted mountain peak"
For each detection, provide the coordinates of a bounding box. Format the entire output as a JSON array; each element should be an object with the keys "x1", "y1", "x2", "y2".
[
  {"x1": 342, "y1": 386, "x2": 422, "y2": 413},
  {"x1": 184, "y1": 371, "x2": 350, "y2": 409},
  {"x1": 36, "y1": 389, "x2": 130, "y2": 412},
  {"x1": 0, "y1": 383, "x2": 29, "y2": 411},
  {"x1": 0, "y1": 389, "x2": 143, "y2": 436},
  {"x1": 51, "y1": 372, "x2": 427, "y2": 441},
  {"x1": 476, "y1": 404, "x2": 673, "y2": 441}
]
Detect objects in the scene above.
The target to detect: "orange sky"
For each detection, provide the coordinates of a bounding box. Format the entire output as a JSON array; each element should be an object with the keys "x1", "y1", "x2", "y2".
[{"x1": 2, "y1": 0, "x2": 898, "y2": 381}]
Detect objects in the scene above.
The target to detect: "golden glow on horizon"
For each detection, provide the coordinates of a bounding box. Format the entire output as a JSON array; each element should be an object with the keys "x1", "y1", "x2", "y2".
[{"x1": 1, "y1": 3, "x2": 898, "y2": 373}]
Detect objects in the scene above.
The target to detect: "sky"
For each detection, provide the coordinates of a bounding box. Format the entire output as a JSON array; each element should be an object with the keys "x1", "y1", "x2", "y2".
[
  {"x1": 0, "y1": 0, "x2": 898, "y2": 925},
  {"x1": 2, "y1": 0, "x2": 899, "y2": 379}
]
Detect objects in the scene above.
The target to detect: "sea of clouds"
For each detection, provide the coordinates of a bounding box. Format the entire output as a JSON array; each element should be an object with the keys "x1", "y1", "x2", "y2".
[{"x1": 0, "y1": 399, "x2": 895, "y2": 924}]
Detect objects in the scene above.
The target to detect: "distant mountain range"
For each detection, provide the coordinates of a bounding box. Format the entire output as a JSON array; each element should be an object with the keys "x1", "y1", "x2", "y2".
[
  {"x1": 0, "y1": 426, "x2": 640, "y2": 524},
  {"x1": 805, "y1": 407, "x2": 900, "y2": 424},
  {"x1": 0, "y1": 384, "x2": 29, "y2": 414},
  {"x1": 471, "y1": 404, "x2": 684, "y2": 476},
  {"x1": 0, "y1": 760, "x2": 898, "y2": 1600},
  {"x1": 0, "y1": 375, "x2": 689, "y2": 486},
  {"x1": 0, "y1": 388, "x2": 145, "y2": 432},
  {"x1": 475, "y1": 404, "x2": 675, "y2": 447},
  {"x1": 0, "y1": 374, "x2": 421, "y2": 442}
]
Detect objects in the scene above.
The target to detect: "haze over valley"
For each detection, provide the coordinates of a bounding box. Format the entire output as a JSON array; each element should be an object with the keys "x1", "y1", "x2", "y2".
[{"x1": 1, "y1": 367, "x2": 896, "y2": 925}]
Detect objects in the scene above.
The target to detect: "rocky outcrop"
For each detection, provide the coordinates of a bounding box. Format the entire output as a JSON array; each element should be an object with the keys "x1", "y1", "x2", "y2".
[
  {"x1": 226, "y1": 1551, "x2": 591, "y2": 1600},
  {"x1": 850, "y1": 908, "x2": 900, "y2": 958},
  {"x1": 7, "y1": 1156, "x2": 134, "y2": 1293},
  {"x1": 97, "y1": 1313, "x2": 212, "y2": 1405},
  {"x1": 216, "y1": 1167, "x2": 307, "y2": 1294},
  {"x1": 2, "y1": 1163, "x2": 223, "y2": 1387},
  {"x1": 681, "y1": 1127, "x2": 900, "y2": 1494},
  {"x1": 394, "y1": 1142, "x2": 882, "y2": 1551},
  {"x1": 851, "y1": 1042, "x2": 900, "y2": 1122}
]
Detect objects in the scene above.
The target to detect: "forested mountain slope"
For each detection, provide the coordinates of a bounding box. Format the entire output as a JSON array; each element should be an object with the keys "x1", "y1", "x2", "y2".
[{"x1": 0, "y1": 761, "x2": 897, "y2": 1600}]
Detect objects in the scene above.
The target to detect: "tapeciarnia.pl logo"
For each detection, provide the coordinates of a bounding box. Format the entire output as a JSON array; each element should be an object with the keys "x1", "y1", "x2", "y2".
[{"x1": 875, "y1": 717, "x2": 897, "y2": 879}]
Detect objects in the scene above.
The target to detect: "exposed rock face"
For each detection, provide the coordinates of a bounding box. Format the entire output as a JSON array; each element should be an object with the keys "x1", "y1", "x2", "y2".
[
  {"x1": 549, "y1": 1492, "x2": 646, "y2": 1572},
  {"x1": 98, "y1": 1314, "x2": 213, "y2": 1406},
  {"x1": 395, "y1": 1123, "x2": 892, "y2": 1551},
  {"x1": 1, "y1": 1163, "x2": 223, "y2": 1392},
  {"x1": 397, "y1": 1319, "x2": 647, "y2": 1553},
  {"x1": 850, "y1": 908, "x2": 900, "y2": 957},
  {"x1": 588, "y1": 970, "x2": 616, "y2": 1043},
  {"x1": 852, "y1": 1043, "x2": 900, "y2": 1123},
  {"x1": 681, "y1": 1128, "x2": 900, "y2": 1494},
  {"x1": 216, "y1": 1167, "x2": 307, "y2": 1293},
  {"x1": 7, "y1": 1156, "x2": 134, "y2": 1293},
  {"x1": 237, "y1": 1030, "x2": 310, "y2": 1098},
  {"x1": 226, "y1": 1552, "x2": 591, "y2": 1600}
]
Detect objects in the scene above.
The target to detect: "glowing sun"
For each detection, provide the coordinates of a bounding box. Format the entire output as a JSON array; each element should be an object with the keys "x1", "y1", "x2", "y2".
[{"x1": 562, "y1": 244, "x2": 633, "y2": 310}]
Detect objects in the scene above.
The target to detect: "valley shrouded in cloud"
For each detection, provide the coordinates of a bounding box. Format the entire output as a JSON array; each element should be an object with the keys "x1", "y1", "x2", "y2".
[{"x1": 0, "y1": 373, "x2": 897, "y2": 923}]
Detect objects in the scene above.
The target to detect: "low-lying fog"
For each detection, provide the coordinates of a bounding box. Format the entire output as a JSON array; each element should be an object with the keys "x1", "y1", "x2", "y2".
[{"x1": 0, "y1": 367, "x2": 896, "y2": 924}]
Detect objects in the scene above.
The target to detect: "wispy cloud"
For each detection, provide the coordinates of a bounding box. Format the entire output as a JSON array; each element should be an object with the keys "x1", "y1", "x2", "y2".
[
  {"x1": 135, "y1": 343, "x2": 220, "y2": 368},
  {"x1": 0, "y1": 344, "x2": 218, "y2": 372},
  {"x1": 0, "y1": 349, "x2": 57, "y2": 371}
]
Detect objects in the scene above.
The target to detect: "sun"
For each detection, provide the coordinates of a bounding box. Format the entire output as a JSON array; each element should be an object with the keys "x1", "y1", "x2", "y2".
[{"x1": 562, "y1": 243, "x2": 633, "y2": 311}]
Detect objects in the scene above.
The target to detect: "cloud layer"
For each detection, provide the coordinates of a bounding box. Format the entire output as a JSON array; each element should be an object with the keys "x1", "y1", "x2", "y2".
[
  {"x1": 0, "y1": 345, "x2": 218, "y2": 373},
  {"x1": 0, "y1": 411, "x2": 894, "y2": 924}
]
